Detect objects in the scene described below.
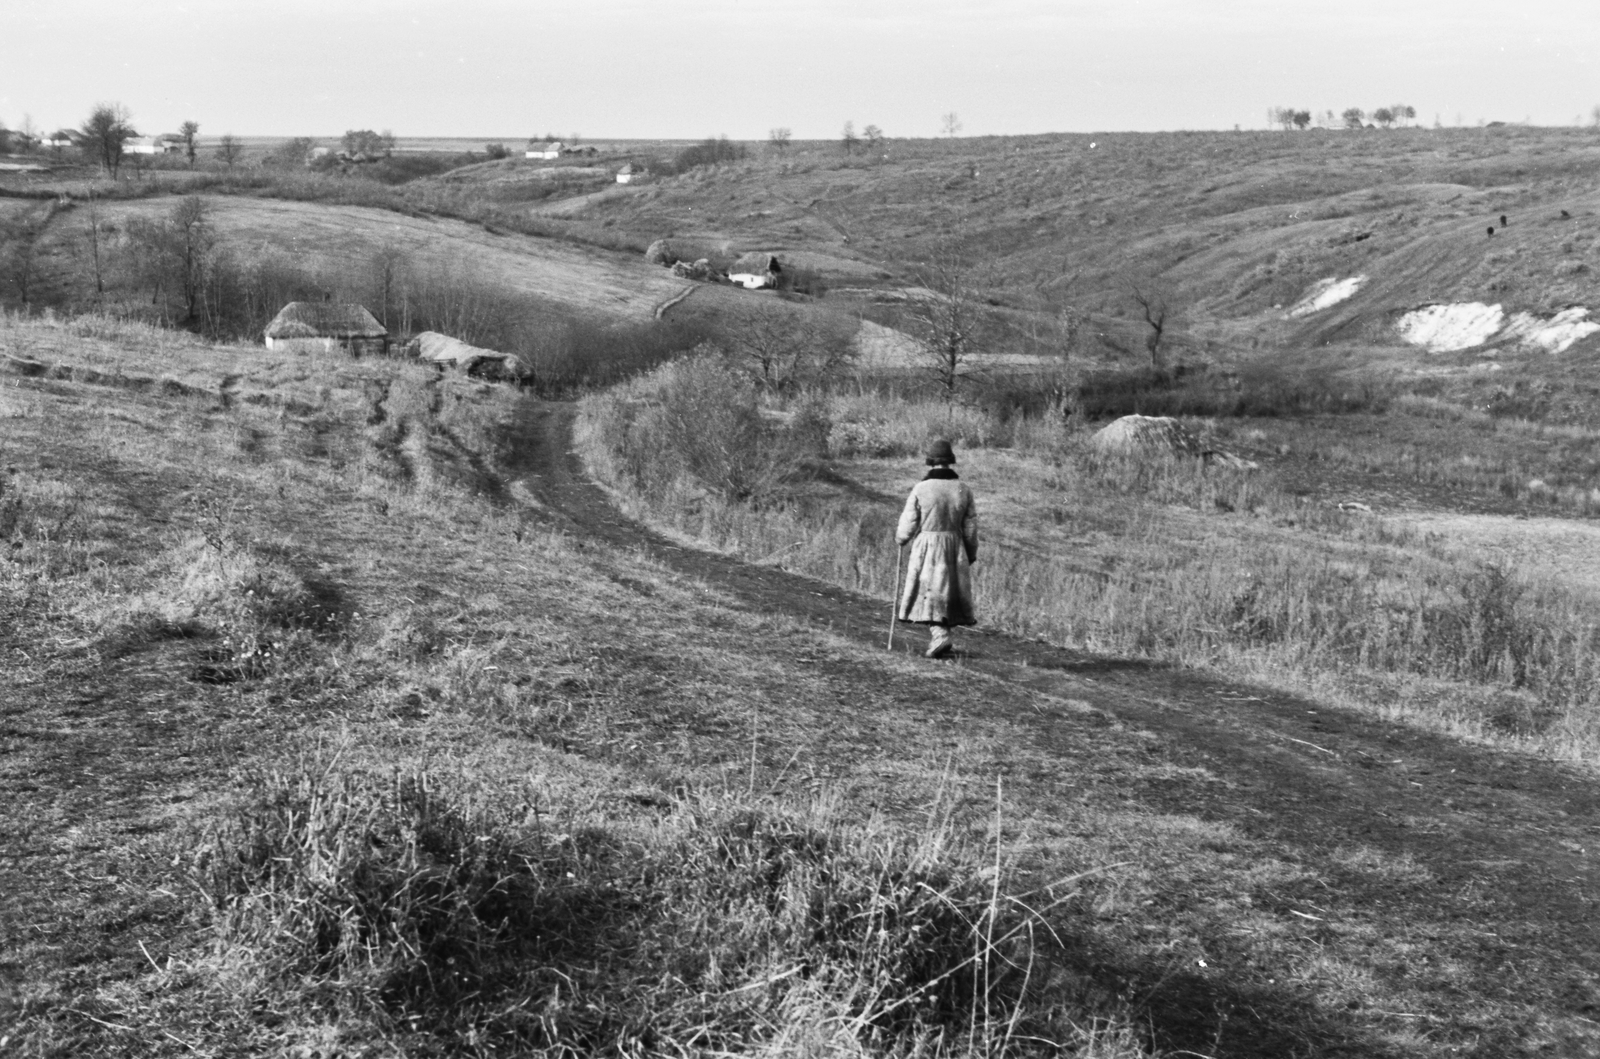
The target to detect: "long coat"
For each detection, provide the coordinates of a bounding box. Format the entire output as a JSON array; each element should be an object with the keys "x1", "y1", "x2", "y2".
[{"x1": 895, "y1": 471, "x2": 979, "y2": 626}]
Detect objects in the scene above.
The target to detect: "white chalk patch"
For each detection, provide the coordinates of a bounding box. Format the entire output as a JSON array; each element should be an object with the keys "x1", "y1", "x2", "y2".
[
  {"x1": 1285, "y1": 275, "x2": 1366, "y2": 318},
  {"x1": 1395, "y1": 303, "x2": 1505, "y2": 353},
  {"x1": 1502, "y1": 307, "x2": 1600, "y2": 354}
]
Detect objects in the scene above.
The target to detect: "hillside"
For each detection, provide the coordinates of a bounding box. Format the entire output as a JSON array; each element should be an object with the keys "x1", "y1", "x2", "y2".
[
  {"x1": 514, "y1": 127, "x2": 1600, "y2": 366},
  {"x1": 4, "y1": 314, "x2": 1600, "y2": 1057}
]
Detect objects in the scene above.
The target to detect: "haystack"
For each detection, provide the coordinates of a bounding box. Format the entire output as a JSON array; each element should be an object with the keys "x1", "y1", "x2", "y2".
[
  {"x1": 1089, "y1": 415, "x2": 1200, "y2": 456},
  {"x1": 409, "y1": 331, "x2": 529, "y2": 383},
  {"x1": 644, "y1": 239, "x2": 678, "y2": 266}
]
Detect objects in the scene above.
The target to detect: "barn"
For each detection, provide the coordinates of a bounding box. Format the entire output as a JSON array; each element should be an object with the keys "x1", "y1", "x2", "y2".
[
  {"x1": 616, "y1": 163, "x2": 637, "y2": 184},
  {"x1": 525, "y1": 141, "x2": 564, "y2": 160},
  {"x1": 728, "y1": 252, "x2": 781, "y2": 290},
  {"x1": 263, "y1": 302, "x2": 388, "y2": 356}
]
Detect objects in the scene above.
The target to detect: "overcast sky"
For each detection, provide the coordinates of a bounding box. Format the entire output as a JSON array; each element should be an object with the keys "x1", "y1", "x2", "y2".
[{"x1": 4, "y1": 0, "x2": 1598, "y2": 141}]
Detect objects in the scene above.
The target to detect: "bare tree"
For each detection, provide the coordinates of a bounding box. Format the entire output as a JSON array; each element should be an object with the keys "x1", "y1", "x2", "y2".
[
  {"x1": 85, "y1": 187, "x2": 106, "y2": 298},
  {"x1": 721, "y1": 309, "x2": 856, "y2": 393},
  {"x1": 0, "y1": 211, "x2": 44, "y2": 307},
  {"x1": 215, "y1": 134, "x2": 242, "y2": 168},
  {"x1": 1342, "y1": 107, "x2": 1365, "y2": 129},
  {"x1": 1128, "y1": 282, "x2": 1169, "y2": 372},
  {"x1": 863, "y1": 124, "x2": 884, "y2": 153},
  {"x1": 79, "y1": 102, "x2": 136, "y2": 178},
  {"x1": 178, "y1": 120, "x2": 200, "y2": 166},
  {"x1": 841, "y1": 120, "x2": 857, "y2": 155},
  {"x1": 940, "y1": 112, "x2": 963, "y2": 138},
  {"x1": 904, "y1": 250, "x2": 984, "y2": 399},
  {"x1": 768, "y1": 127, "x2": 791, "y2": 153},
  {"x1": 170, "y1": 197, "x2": 215, "y2": 322}
]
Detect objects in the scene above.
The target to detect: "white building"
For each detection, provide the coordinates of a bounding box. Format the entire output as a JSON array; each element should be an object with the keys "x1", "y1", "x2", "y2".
[
  {"x1": 728, "y1": 252, "x2": 781, "y2": 290},
  {"x1": 525, "y1": 141, "x2": 564, "y2": 160}
]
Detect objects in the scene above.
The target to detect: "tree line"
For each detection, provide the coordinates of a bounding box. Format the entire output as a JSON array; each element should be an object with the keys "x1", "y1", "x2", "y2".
[{"x1": 1268, "y1": 104, "x2": 1417, "y2": 130}]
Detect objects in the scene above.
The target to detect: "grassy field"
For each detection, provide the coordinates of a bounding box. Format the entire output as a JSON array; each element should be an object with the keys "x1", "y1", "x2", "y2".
[
  {"x1": 8, "y1": 316, "x2": 1600, "y2": 1057},
  {"x1": 577, "y1": 358, "x2": 1600, "y2": 767}
]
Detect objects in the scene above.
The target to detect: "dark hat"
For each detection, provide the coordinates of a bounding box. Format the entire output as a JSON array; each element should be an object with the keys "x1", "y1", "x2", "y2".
[{"x1": 924, "y1": 439, "x2": 956, "y2": 465}]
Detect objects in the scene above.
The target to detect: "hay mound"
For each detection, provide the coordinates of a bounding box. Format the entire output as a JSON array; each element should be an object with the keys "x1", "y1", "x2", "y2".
[
  {"x1": 1089, "y1": 415, "x2": 1200, "y2": 456},
  {"x1": 408, "y1": 331, "x2": 529, "y2": 382},
  {"x1": 644, "y1": 240, "x2": 678, "y2": 266}
]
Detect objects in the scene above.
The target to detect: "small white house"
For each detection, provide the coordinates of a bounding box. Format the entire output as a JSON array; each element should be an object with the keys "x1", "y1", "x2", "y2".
[
  {"x1": 728, "y1": 252, "x2": 781, "y2": 290},
  {"x1": 616, "y1": 163, "x2": 637, "y2": 184},
  {"x1": 525, "y1": 141, "x2": 564, "y2": 160},
  {"x1": 125, "y1": 137, "x2": 163, "y2": 156}
]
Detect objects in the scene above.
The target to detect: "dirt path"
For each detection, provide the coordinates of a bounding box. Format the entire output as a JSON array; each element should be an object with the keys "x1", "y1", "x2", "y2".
[{"x1": 504, "y1": 400, "x2": 1600, "y2": 1056}]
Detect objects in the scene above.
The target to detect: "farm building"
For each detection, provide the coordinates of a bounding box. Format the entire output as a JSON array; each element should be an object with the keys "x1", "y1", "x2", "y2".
[
  {"x1": 124, "y1": 136, "x2": 183, "y2": 156},
  {"x1": 525, "y1": 141, "x2": 564, "y2": 160},
  {"x1": 264, "y1": 302, "x2": 388, "y2": 356},
  {"x1": 729, "y1": 252, "x2": 782, "y2": 290},
  {"x1": 616, "y1": 163, "x2": 637, "y2": 184},
  {"x1": 407, "y1": 331, "x2": 530, "y2": 383}
]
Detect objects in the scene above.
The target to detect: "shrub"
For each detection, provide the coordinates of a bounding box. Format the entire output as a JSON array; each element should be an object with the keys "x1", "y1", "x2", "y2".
[{"x1": 600, "y1": 356, "x2": 797, "y2": 501}]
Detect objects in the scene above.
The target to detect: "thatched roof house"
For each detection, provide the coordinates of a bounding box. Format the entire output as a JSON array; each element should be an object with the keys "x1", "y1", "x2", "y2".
[
  {"x1": 729, "y1": 252, "x2": 781, "y2": 290},
  {"x1": 264, "y1": 302, "x2": 388, "y2": 357}
]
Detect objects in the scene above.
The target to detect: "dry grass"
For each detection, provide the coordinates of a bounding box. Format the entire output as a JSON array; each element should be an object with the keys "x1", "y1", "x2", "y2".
[
  {"x1": 0, "y1": 316, "x2": 1163, "y2": 1057},
  {"x1": 578, "y1": 365, "x2": 1600, "y2": 764},
  {"x1": 10, "y1": 315, "x2": 1600, "y2": 1058}
]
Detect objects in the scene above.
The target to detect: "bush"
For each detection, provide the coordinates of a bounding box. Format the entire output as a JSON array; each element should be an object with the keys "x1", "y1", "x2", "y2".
[
  {"x1": 598, "y1": 356, "x2": 797, "y2": 501},
  {"x1": 672, "y1": 135, "x2": 746, "y2": 173}
]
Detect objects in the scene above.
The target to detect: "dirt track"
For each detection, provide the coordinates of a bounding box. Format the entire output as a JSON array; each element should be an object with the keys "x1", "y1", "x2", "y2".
[{"x1": 506, "y1": 400, "x2": 1600, "y2": 1056}]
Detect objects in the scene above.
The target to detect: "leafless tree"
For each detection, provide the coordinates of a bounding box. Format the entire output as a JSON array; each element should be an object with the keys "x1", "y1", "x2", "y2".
[
  {"x1": 178, "y1": 120, "x2": 200, "y2": 166},
  {"x1": 215, "y1": 134, "x2": 242, "y2": 168},
  {"x1": 79, "y1": 102, "x2": 136, "y2": 178},
  {"x1": 0, "y1": 212, "x2": 44, "y2": 307},
  {"x1": 863, "y1": 124, "x2": 884, "y2": 156},
  {"x1": 170, "y1": 197, "x2": 215, "y2": 322},
  {"x1": 85, "y1": 187, "x2": 106, "y2": 298},
  {"x1": 721, "y1": 308, "x2": 856, "y2": 393},
  {"x1": 904, "y1": 250, "x2": 985, "y2": 399},
  {"x1": 1128, "y1": 282, "x2": 1169, "y2": 372},
  {"x1": 841, "y1": 120, "x2": 857, "y2": 155},
  {"x1": 768, "y1": 127, "x2": 791, "y2": 153},
  {"x1": 940, "y1": 112, "x2": 962, "y2": 138}
]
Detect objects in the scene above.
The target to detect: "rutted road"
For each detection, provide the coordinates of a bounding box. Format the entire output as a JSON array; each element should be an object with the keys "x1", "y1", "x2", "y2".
[{"x1": 504, "y1": 399, "x2": 1600, "y2": 1056}]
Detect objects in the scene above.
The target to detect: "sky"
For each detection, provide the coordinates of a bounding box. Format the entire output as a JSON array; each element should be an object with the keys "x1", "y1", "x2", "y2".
[{"x1": 4, "y1": 0, "x2": 1599, "y2": 141}]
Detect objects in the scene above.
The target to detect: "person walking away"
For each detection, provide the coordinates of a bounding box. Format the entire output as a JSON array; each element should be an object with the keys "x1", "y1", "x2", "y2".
[{"x1": 895, "y1": 439, "x2": 979, "y2": 658}]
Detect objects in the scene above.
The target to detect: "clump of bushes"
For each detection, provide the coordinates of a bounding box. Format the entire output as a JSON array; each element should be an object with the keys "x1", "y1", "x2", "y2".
[
  {"x1": 672, "y1": 135, "x2": 747, "y2": 173},
  {"x1": 585, "y1": 355, "x2": 820, "y2": 503},
  {"x1": 191, "y1": 763, "x2": 1090, "y2": 1055}
]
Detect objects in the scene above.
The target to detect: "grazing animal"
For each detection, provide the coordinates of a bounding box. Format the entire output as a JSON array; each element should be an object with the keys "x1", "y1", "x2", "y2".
[
  {"x1": 1562, "y1": 209, "x2": 1572, "y2": 219},
  {"x1": 1500, "y1": 214, "x2": 1508, "y2": 226},
  {"x1": 1487, "y1": 226, "x2": 1495, "y2": 237}
]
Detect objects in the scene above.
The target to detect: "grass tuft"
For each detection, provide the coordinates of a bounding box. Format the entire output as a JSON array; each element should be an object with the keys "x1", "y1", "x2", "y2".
[{"x1": 188, "y1": 762, "x2": 1112, "y2": 1055}]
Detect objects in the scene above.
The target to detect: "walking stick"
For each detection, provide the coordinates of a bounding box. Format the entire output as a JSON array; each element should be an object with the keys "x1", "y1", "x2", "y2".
[{"x1": 887, "y1": 543, "x2": 905, "y2": 651}]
